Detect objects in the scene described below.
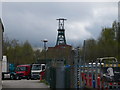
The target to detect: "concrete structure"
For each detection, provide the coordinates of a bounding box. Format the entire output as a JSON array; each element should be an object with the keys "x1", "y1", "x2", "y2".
[
  {"x1": 0, "y1": 18, "x2": 4, "y2": 90},
  {"x1": 118, "y1": 1, "x2": 120, "y2": 22},
  {"x1": 47, "y1": 45, "x2": 73, "y2": 65}
]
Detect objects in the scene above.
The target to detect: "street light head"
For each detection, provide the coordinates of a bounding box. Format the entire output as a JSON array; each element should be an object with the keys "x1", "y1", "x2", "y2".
[
  {"x1": 56, "y1": 18, "x2": 67, "y2": 21},
  {"x1": 42, "y1": 39, "x2": 48, "y2": 42}
]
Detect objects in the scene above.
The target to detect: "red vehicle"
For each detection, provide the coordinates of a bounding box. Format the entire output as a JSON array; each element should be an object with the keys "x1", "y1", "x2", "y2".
[{"x1": 15, "y1": 64, "x2": 31, "y2": 80}]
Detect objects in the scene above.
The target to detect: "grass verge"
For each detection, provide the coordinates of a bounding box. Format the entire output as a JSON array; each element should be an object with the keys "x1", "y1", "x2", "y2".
[{"x1": 40, "y1": 79, "x2": 49, "y2": 86}]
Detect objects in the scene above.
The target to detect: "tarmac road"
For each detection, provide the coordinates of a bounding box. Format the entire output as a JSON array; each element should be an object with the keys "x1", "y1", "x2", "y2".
[{"x1": 2, "y1": 80, "x2": 50, "y2": 89}]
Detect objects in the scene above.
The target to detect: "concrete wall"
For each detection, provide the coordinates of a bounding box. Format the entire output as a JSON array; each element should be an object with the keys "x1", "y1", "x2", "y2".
[
  {"x1": 0, "y1": 19, "x2": 3, "y2": 60},
  {"x1": 0, "y1": 63, "x2": 1, "y2": 89},
  {"x1": 0, "y1": 19, "x2": 3, "y2": 90}
]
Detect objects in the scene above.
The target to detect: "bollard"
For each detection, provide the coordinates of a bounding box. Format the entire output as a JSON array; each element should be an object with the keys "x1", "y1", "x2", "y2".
[{"x1": 40, "y1": 75, "x2": 42, "y2": 81}]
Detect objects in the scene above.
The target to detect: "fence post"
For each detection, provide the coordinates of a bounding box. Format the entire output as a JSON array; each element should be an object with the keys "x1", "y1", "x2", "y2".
[
  {"x1": 99, "y1": 60, "x2": 102, "y2": 89},
  {"x1": 74, "y1": 58, "x2": 77, "y2": 89},
  {"x1": 91, "y1": 62, "x2": 93, "y2": 88},
  {"x1": 116, "y1": 61, "x2": 119, "y2": 89},
  {"x1": 82, "y1": 60, "x2": 86, "y2": 88},
  {"x1": 79, "y1": 57, "x2": 82, "y2": 88},
  {"x1": 45, "y1": 60, "x2": 51, "y2": 85},
  {"x1": 73, "y1": 48, "x2": 79, "y2": 89},
  {"x1": 103, "y1": 61, "x2": 107, "y2": 89},
  {"x1": 95, "y1": 61, "x2": 98, "y2": 88}
]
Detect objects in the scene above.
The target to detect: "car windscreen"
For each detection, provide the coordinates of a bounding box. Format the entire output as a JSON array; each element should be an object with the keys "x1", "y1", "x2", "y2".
[
  {"x1": 16, "y1": 66, "x2": 27, "y2": 71},
  {"x1": 32, "y1": 65, "x2": 41, "y2": 70}
]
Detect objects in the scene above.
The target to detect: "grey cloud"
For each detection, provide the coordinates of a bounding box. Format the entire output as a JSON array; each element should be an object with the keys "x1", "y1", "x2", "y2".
[{"x1": 2, "y1": 2, "x2": 118, "y2": 47}]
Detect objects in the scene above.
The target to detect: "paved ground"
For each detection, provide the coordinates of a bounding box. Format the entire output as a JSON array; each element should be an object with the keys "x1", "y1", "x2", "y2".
[{"x1": 2, "y1": 80, "x2": 50, "y2": 89}]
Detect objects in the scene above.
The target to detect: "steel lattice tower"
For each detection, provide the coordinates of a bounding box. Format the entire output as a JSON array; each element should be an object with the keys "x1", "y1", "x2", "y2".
[{"x1": 56, "y1": 18, "x2": 67, "y2": 46}]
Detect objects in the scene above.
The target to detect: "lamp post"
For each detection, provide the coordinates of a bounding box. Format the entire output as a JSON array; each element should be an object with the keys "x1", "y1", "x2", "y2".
[{"x1": 41, "y1": 39, "x2": 48, "y2": 61}]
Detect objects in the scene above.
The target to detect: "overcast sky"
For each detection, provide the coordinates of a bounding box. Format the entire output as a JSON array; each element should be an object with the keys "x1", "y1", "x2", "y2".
[{"x1": 2, "y1": 2, "x2": 118, "y2": 47}]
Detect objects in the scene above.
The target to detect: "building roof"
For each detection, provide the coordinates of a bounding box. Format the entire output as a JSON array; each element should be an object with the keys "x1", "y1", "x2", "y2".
[
  {"x1": 55, "y1": 44, "x2": 72, "y2": 48},
  {"x1": 48, "y1": 44, "x2": 72, "y2": 50}
]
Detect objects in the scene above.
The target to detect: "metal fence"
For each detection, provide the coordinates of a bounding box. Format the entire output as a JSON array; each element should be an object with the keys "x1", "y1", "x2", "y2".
[
  {"x1": 75, "y1": 59, "x2": 120, "y2": 89},
  {"x1": 45, "y1": 59, "x2": 72, "y2": 88},
  {"x1": 45, "y1": 57, "x2": 120, "y2": 89}
]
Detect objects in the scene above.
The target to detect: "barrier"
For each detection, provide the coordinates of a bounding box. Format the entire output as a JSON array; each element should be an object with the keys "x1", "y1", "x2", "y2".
[
  {"x1": 76, "y1": 57, "x2": 120, "y2": 89},
  {"x1": 44, "y1": 57, "x2": 120, "y2": 89}
]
